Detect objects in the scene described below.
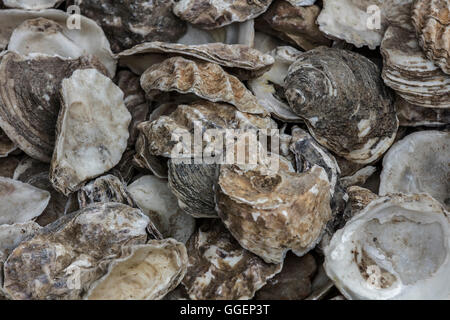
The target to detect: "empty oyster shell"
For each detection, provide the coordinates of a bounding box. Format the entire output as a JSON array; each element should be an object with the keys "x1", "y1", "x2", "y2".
[
  {"x1": 381, "y1": 25, "x2": 450, "y2": 108},
  {"x1": 395, "y1": 96, "x2": 450, "y2": 127},
  {"x1": 0, "y1": 51, "x2": 108, "y2": 162},
  {"x1": 182, "y1": 220, "x2": 282, "y2": 300},
  {"x1": 127, "y1": 175, "x2": 196, "y2": 243},
  {"x1": 379, "y1": 131, "x2": 450, "y2": 210},
  {"x1": 74, "y1": 0, "x2": 186, "y2": 53},
  {"x1": 78, "y1": 174, "x2": 137, "y2": 209},
  {"x1": 285, "y1": 47, "x2": 398, "y2": 164},
  {"x1": 0, "y1": 177, "x2": 50, "y2": 225},
  {"x1": 412, "y1": 0, "x2": 450, "y2": 74},
  {"x1": 118, "y1": 42, "x2": 274, "y2": 80},
  {"x1": 3, "y1": 0, "x2": 62, "y2": 9},
  {"x1": 50, "y1": 69, "x2": 131, "y2": 196},
  {"x1": 2, "y1": 10, "x2": 116, "y2": 77},
  {"x1": 3, "y1": 202, "x2": 149, "y2": 300},
  {"x1": 85, "y1": 240, "x2": 188, "y2": 300},
  {"x1": 324, "y1": 194, "x2": 450, "y2": 300},
  {"x1": 257, "y1": 1, "x2": 331, "y2": 51},
  {"x1": 0, "y1": 129, "x2": 16, "y2": 158},
  {"x1": 217, "y1": 156, "x2": 332, "y2": 264},
  {"x1": 255, "y1": 252, "x2": 316, "y2": 300},
  {"x1": 173, "y1": 0, "x2": 273, "y2": 30},
  {"x1": 140, "y1": 57, "x2": 267, "y2": 115}
]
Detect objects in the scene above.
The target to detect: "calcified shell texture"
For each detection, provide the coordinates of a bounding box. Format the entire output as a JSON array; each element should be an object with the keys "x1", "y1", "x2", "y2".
[{"x1": 0, "y1": 0, "x2": 448, "y2": 302}]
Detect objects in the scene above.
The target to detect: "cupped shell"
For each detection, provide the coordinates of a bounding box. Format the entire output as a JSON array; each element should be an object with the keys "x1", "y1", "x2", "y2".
[
  {"x1": 3, "y1": 0, "x2": 62, "y2": 9},
  {"x1": 85, "y1": 240, "x2": 188, "y2": 300},
  {"x1": 379, "y1": 130, "x2": 450, "y2": 210},
  {"x1": 0, "y1": 51, "x2": 108, "y2": 162},
  {"x1": 140, "y1": 56, "x2": 268, "y2": 115},
  {"x1": 2, "y1": 10, "x2": 116, "y2": 77},
  {"x1": 412, "y1": 0, "x2": 450, "y2": 74},
  {"x1": 182, "y1": 220, "x2": 282, "y2": 300},
  {"x1": 50, "y1": 69, "x2": 131, "y2": 196},
  {"x1": 173, "y1": 0, "x2": 273, "y2": 29},
  {"x1": 285, "y1": 47, "x2": 398, "y2": 164},
  {"x1": 324, "y1": 194, "x2": 450, "y2": 300},
  {"x1": 3, "y1": 202, "x2": 149, "y2": 300},
  {"x1": 74, "y1": 0, "x2": 186, "y2": 53}
]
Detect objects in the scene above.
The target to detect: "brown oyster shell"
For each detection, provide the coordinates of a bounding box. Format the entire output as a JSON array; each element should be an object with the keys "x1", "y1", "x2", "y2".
[
  {"x1": 412, "y1": 0, "x2": 450, "y2": 74},
  {"x1": 0, "y1": 52, "x2": 108, "y2": 162},
  {"x1": 3, "y1": 202, "x2": 149, "y2": 300},
  {"x1": 173, "y1": 0, "x2": 273, "y2": 30},
  {"x1": 257, "y1": 1, "x2": 331, "y2": 51},
  {"x1": 50, "y1": 69, "x2": 131, "y2": 196},
  {"x1": 74, "y1": 0, "x2": 186, "y2": 53},
  {"x1": 381, "y1": 25, "x2": 450, "y2": 108},
  {"x1": 217, "y1": 156, "x2": 332, "y2": 264},
  {"x1": 140, "y1": 56, "x2": 268, "y2": 115},
  {"x1": 3, "y1": 0, "x2": 63, "y2": 9},
  {"x1": 395, "y1": 96, "x2": 450, "y2": 127},
  {"x1": 85, "y1": 240, "x2": 188, "y2": 300},
  {"x1": 1, "y1": 10, "x2": 116, "y2": 77},
  {"x1": 0, "y1": 129, "x2": 16, "y2": 158},
  {"x1": 118, "y1": 41, "x2": 274, "y2": 80},
  {"x1": 345, "y1": 186, "x2": 379, "y2": 218},
  {"x1": 285, "y1": 47, "x2": 398, "y2": 164},
  {"x1": 182, "y1": 220, "x2": 282, "y2": 300},
  {"x1": 115, "y1": 70, "x2": 150, "y2": 147},
  {"x1": 255, "y1": 252, "x2": 316, "y2": 300}
]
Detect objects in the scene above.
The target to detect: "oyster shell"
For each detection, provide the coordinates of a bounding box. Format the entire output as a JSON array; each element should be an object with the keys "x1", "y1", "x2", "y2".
[
  {"x1": 395, "y1": 96, "x2": 450, "y2": 127},
  {"x1": 182, "y1": 220, "x2": 282, "y2": 300},
  {"x1": 2, "y1": 10, "x2": 116, "y2": 77},
  {"x1": 0, "y1": 177, "x2": 50, "y2": 225},
  {"x1": 74, "y1": 0, "x2": 187, "y2": 53},
  {"x1": 0, "y1": 129, "x2": 16, "y2": 158},
  {"x1": 217, "y1": 155, "x2": 332, "y2": 264},
  {"x1": 381, "y1": 25, "x2": 450, "y2": 108},
  {"x1": 285, "y1": 47, "x2": 398, "y2": 164},
  {"x1": 324, "y1": 194, "x2": 450, "y2": 300},
  {"x1": 3, "y1": 0, "x2": 62, "y2": 9},
  {"x1": 255, "y1": 253, "x2": 316, "y2": 300},
  {"x1": 127, "y1": 175, "x2": 196, "y2": 243},
  {"x1": 3, "y1": 202, "x2": 149, "y2": 300},
  {"x1": 345, "y1": 186, "x2": 379, "y2": 218},
  {"x1": 118, "y1": 41, "x2": 274, "y2": 80},
  {"x1": 173, "y1": 0, "x2": 273, "y2": 30},
  {"x1": 85, "y1": 240, "x2": 188, "y2": 300},
  {"x1": 133, "y1": 134, "x2": 168, "y2": 179},
  {"x1": 78, "y1": 174, "x2": 137, "y2": 209},
  {"x1": 379, "y1": 130, "x2": 450, "y2": 210},
  {"x1": 50, "y1": 69, "x2": 131, "y2": 196},
  {"x1": 0, "y1": 51, "x2": 108, "y2": 162},
  {"x1": 412, "y1": 0, "x2": 450, "y2": 74}
]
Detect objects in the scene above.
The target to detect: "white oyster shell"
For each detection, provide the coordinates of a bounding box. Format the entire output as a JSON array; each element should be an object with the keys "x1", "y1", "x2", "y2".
[
  {"x1": 0, "y1": 177, "x2": 50, "y2": 225},
  {"x1": 50, "y1": 69, "x2": 131, "y2": 196},
  {"x1": 324, "y1": 194, "x2": 450, "y2": 300},
  {"x1": 380, "y1": 131, "x2": 450, "y2": 210},
  {"x1": 85, "y1": 240, "x2": 188, "y2": 300},
  {"x1": 3, "y1": 0, "x2": 62, "y2": 10}
]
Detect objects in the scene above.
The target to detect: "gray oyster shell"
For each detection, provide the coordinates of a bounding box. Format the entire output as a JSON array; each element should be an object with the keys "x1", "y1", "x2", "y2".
[
  {"x1": 285, "y1": 47, "x2": 398, "y2": 164},
  {"x1": 74, "y1": 0, "x2": 187, "y2": 53},
  {"x1": 395, "y1": 96, "x2": 450, "y2": 127},
  {"x1": 2, "y1": 202, "x2": 149, "y2": 300}
]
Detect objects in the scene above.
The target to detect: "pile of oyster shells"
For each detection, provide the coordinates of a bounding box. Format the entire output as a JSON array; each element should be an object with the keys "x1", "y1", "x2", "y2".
[{"x1": 0, "y1": 0, "x2": 448, "y2": 300}]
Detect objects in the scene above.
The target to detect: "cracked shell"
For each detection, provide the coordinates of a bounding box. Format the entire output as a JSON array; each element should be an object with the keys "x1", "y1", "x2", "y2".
[
  {"x1": 3, "y1": 202, "x2": 149, "y2": 300},
  {"x1": 324, "y1": 194, "x2": 450, "y2": 300},
  {"x1": 285, "y1": 47, "x2": 398, "y2": 164},
  {"x1": 0, "y1": 51, "x2": 108, "y2": 162},
  {"x1": 182, "y1": 220, "x2": 282, "y2": 300},
  {"x1": 217, "y1": 156, "x2": 332, "y2": 264},
  {"x1": 118, "y1": 41, "x2": 274, "y2": 80},
  {"x1": 1, "y1": 10, "x2": 116, "y2": 77},
  {"x1": 74, "y1": 0, "x2": 186, "y2": 53},
  {"x1": 127, "y1": 175, "x2": 196, "y2": 243},
  {"x1": 3, "y1": 0, "x2": 62, "y2": 9},
  {"x1": 173, "y1": 0, "x2": 273, "y2": 30},
  {"x1": 85, "y1": 239, "x2": 188, "y2": 300},
  {"x1": 412, "y1": 0, "x2": 450, "y2": 74},
  {"x1": 381, "y1": 25, "x2": 450, "y2": 108},
  {"x1": 0, "y1": 177, "x2": 50, "y2": 225},
  {"x1": 140, "y1": 56, "x2": 268, "y2": 115},
  {"x1": 379, "y1": 131, "x2": 450, "y2": 210},
  {"x1": 50, "y1": 69, "x2": 131, "y2": 196}
]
